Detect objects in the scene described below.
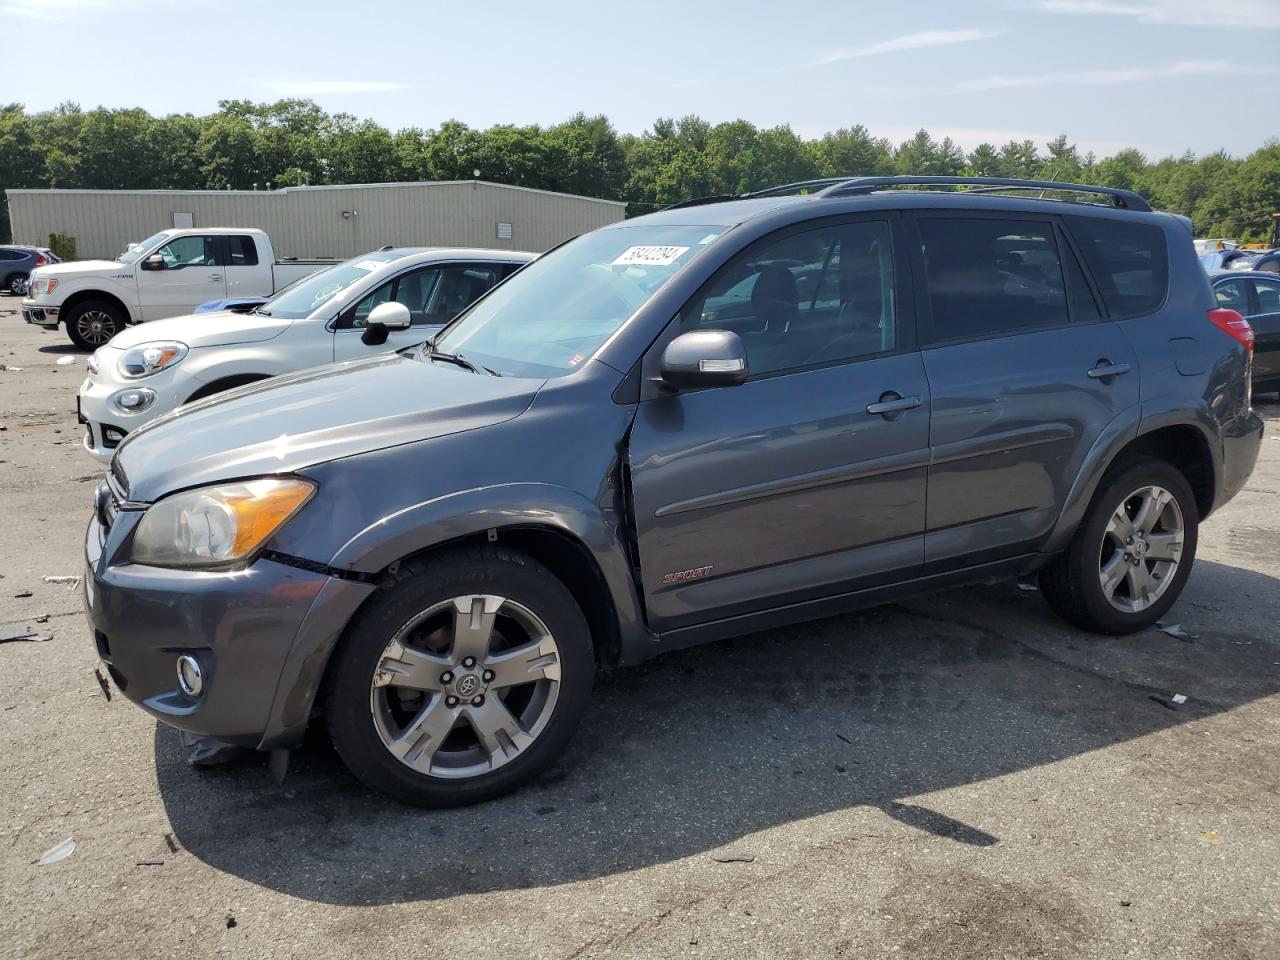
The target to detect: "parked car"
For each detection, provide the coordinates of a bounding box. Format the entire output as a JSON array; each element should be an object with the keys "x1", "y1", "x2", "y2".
[
  {"x1": 0, "y1": 245, "x2": 60, "y2": 296},
  {"x1": 84, "y1": 176, "x2": 1263, "y2": 807},
  {"x1": 77, "y1": 247, "x2": 532, "y2": 462},
  {"x1": 21, "y1": 227, "x2": 338, "y2": 350},
  {"x1": 1210, "y1": 269, "x2": 1280, "y2": 393}
]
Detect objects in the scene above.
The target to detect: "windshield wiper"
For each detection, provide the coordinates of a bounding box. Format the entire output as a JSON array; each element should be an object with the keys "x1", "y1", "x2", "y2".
[{"x1": 421, "y1": 341, "x2": 500, "y2": 376}]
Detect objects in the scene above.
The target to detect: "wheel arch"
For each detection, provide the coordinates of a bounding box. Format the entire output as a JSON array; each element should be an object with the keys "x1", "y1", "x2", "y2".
[
  {"x1": 61, "y1": 289, "x2": 132, "y2": 326},
  {"x1": 185, "y1": 373, "x2": 271, "y2": 404}
]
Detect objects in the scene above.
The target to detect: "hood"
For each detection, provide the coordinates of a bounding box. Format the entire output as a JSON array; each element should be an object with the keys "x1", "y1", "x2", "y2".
[
  {"x1": 108, "y1": 310, "x2": 293, "y2": 349},
  {"x1": 38, "y1": 259, "x2": 125, "y2": 278},
  {"x1": 113, "y1": 353, "x2": 544, "y2": 502}
]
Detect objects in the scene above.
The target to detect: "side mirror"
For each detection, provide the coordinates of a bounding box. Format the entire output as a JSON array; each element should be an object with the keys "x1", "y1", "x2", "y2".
[
  {"x1": 361, "y1": 301, "x2": 412, "y2": 345},
  {"x1": 659, "y1": 329, "x2": 748, "y2": 390},
  {"x1": 142, "y1": 254, "x2": 165, "y2": 271}
]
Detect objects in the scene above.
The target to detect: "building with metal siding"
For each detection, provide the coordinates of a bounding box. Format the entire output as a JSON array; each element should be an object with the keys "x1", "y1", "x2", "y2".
[{"x1": 4, "y1": 180, "x2": 626, "y2": 260}]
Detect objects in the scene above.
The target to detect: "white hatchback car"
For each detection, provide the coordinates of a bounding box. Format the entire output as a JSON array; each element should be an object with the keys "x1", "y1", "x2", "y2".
[{"x1": 77, "y1": 247, "x2": 533, "y2": 462}]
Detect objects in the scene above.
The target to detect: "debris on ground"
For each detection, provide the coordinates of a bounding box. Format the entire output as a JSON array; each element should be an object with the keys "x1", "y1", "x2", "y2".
[
  {"x1": 0, "y1": 623, "x2": 43, "y2": 643},
  {"x1": 1016, "y1": 581, "x2": 1040, "y2": 592},
  {"x1": 55, "y1": 356, "x2": 76, "y2": 366},
  {"x1": 14, "y1": 590, "x2": 32, "y2": 598},
  {"x1": 41, "y1": 575, "x2": 81, "y2": 588},
  {"x1": 136, "y1": 860, "x2": 164, "y2": 867},
  {"x1": 1156, "y1": 622, "x2": 1199, "y2": 641},
  {"x1": 225, "y1": 915, "x2": 238, "y2": 929},
  {"x1": 180, "y1": 731, "x2": 247, "y2": 768},
  {"x1": 38, "y1": 836, "x2": 75, "y2": 866},
  {"x1": 164, "y1": 833, "x2": 179, "y2": 854},
  {"x1": 0, "y1": 364, "x2": 23, "y2": 372},
  {"x1": 836, "y1": 733, "x2": 853, "y2": 745},
  {"x1": 1149, "y1": 692, "x2": 1189, "y2": 710},
  {"x1": 93, "y1": 668, "x2": 111, "y2": 702},
  {"x1": 34, "y1": 614, "x2": 49, "y2": 623},
  {"x1": 711, "y1": 853, "x2": 755, "y2": 863},
  {"x1": 1201, "y1": 830, "x2": 1223, "y2": 845}
]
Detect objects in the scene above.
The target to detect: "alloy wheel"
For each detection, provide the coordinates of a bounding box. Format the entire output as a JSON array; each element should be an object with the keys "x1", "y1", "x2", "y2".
[
  {"x1": 369, "y1": 594, "x2": 562, "y2": 779},
  {"x1": 76, "y1": 309, "x2": 118, "y2": 346},
  {"x1": 1098, "y1": 484, "x2": 1184, "y2": 614}
]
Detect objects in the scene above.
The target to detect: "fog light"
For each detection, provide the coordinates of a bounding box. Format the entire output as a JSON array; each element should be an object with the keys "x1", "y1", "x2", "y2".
[
  {"x1": 176, "y1": 655, "x2": 204, "y2": 696},
  {"x1": 111, "y1": 387, "x2": 157, "y2": 414}
]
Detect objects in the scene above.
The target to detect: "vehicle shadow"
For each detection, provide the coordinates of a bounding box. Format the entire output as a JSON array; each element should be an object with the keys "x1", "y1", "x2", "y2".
[
  {"x1": 37, "y1": 343, "x2": 86, "y2": 355},
  {"x1": 155, "y1": 559, "x2": 1280, "y2": 905}
]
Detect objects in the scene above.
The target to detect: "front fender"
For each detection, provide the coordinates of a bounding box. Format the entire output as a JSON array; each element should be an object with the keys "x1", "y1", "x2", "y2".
[{"x1": 328, "y1": 482, "x2": 648, "y2": 655}]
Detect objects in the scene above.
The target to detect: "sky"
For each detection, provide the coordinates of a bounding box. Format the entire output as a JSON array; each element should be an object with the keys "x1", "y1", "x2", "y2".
[{"x1": 4, "y1": 0, "x2": 1278, "y2": 160}]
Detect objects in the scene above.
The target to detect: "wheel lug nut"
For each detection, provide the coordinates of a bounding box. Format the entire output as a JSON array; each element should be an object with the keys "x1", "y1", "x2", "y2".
[
  {"x1": 445, "y1": 695, "x2": 459, "y2": 708},
  {"x1": 482, "y1": 670, "x2": 494, "y2": 682},
  {"x1": 440, "y1": 671, "x2": 453, "y2": 684},
  {"x1": 462, "y1": 656, "x2": 476, "y2": 668},
  {"x1": 472, "y1": 695, "x2": 484, "y2": 706}
]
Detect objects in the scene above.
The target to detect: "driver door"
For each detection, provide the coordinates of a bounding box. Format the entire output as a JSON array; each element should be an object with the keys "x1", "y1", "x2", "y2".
[{"x1": 136, "y1": 234, "x2": 226, "y2": 320}]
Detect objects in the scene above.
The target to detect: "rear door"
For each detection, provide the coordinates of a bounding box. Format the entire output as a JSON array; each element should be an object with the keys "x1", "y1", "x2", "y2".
[
  {"x1": 908, "y1": 212, "x2": 1140, "y2": 569},
  {"x1": 627, "y1": 214, "x2": 931, "y2": 631},
  {"x1": 332, "y1": 262, "x2": 504, "y2": 361},
  {"x1": 136, "y1": 234, "x2": 225, "y2": 320},
  {"x1": 222, "y1": 234, "x2": 268, "y2": 298}
]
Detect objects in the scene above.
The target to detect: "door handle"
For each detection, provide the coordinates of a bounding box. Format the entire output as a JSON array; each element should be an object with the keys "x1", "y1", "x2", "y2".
[
  {"x1": 866, "y1": 393, "x2": 922, "y2": 416},
  {"x1": 209, "y1": 274, "x2": 223, "y2": 282},
  {"x1": 1087, "y1": 361, "x2": 1131, "y2": 379}
]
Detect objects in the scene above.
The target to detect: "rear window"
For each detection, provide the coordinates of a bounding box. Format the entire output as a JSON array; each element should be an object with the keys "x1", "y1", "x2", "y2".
[
  {"x1": 1066, "y1": 216, "x2": 1168, "y2": 318},
  {"x1": 227, "y1": 235, "x2": 259, "y2": 266}
]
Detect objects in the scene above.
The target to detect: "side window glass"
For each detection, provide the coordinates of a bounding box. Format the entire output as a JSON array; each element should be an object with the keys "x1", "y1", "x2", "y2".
[
  {"x1": 1065, "y1": 215, "x2": 1168, "y2": 319},
  {"x1": 421, "y1": 266, "x2": 499, "y2": 325},
  {"x1": 1253, "y1": 278, "x2": 1280, "y2": 314},
  {"x1": 155, "y1": 235, "x2": 217, "y2": 269},
  {"x1": 1214, "y1": 279, "x2": 1250, "y2": 313},
  {"x1": 919, "y1": 218, "x2": 1068, "y2": 342},
  {"x1": 683, "y1": 220, "x2": 896, "y2": 377},
  {"x1": 227, "y1": 236, "x2": 259, "y2": 266},
  {"x1": 1061, "y1": 237, "x2": 1103, "y2": 322}
]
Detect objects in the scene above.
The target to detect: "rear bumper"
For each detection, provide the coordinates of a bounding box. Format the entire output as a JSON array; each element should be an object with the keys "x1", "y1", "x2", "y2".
[
  {"x1": 84, "y1": 502, "x2": 375, "y2": 749},
  {"x1": 21, "y1": 301, "x2": 59, "y2": 328},
  {"x1": 1218, "y1": 409, "x2": 1264, "y2": 511}
]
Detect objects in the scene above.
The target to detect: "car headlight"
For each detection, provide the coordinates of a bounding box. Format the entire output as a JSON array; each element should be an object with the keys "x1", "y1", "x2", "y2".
[
  {"x1": 118, "y1": 342, "x2": 188, "y2": 379},
  {"x1": 31, "y1": 277, "x2": 57, "y2": 296},
  {"x1": 130, "y1": 477, "x2": 315, "y2": 569}
]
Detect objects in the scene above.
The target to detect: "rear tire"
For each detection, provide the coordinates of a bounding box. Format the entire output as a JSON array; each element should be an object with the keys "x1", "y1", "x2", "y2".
[
  {"x1": 1040, "y1": 459, "x2": 1198, "y2": 634},
  {"x1": 66, "y1": 300, "x2": 125, "y2": 351},
  {"x1": 325, "y1": 545, "x2": 594, "y2": 807},
  {"x1": 7, "y1": 274, "x2": 28, "y2": 296}
]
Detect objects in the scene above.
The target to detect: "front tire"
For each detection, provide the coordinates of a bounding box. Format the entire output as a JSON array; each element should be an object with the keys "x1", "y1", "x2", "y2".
[
  {"x1": 325, "y1": 545, "x2": 594, "y2": 807},
  {"x1": 66, "y1": 300, "x2": 125, "y2": 350},
  {"x1": 1040, "y1": 459, "x2": 1198, "y2": 634}
]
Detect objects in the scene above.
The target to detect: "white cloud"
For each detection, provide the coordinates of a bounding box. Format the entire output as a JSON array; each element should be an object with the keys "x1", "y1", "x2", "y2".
[
  {"x1": 259, "y1": 80, "x2": 407, "y2": 96},
  {"x1": 811, "y1": 29, "x2": 1001, "y2": 67},
  {"x1": 961, "y1": 59, "x2": 1278, "y2": 91},
  {"x1": 1015, "y1": 0, "x2": 1280, "y2": 28}
]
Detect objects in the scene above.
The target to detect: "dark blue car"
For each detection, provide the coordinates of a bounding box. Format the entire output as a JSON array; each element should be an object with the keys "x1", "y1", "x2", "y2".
[
  {"x1": 0, "y1": 245, "x2": 59, "y2": 296},
  {"x1": 1211, "y1": 269, "x2": 1280, "y2": 393}
]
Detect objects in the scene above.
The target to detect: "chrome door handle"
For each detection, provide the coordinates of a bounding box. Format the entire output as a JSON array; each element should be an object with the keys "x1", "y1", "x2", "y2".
[
  {"x1": 1087, "y1": 361, "x2": 1131, "y2": 379},
  {"x1": 209, "y1": 274, "x2": 223, "y2": 282},
  {"x1": 866, "y1": 393, "x2": 922, "y2": 416}
]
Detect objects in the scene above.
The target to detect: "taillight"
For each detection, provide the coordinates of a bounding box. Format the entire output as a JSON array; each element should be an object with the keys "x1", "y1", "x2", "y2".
[
  {"x1": 1208, "y1": 308, "x2": 1254, "y2": 354},
  {"x1": 34, "y1": 254, "x2": 46, "y2": 266}
]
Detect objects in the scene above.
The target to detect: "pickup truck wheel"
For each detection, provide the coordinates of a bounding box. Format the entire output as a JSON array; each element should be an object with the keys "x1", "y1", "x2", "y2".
[
  {"x1": 1040, "y1": 459, "x2": 1198, "y2": 634},
  {"x1": 325, "y1": 545, "x2": 594, "y2": 807},
  {"x1": 66, "y1": 300, "x2": 125, "y2": 350}
]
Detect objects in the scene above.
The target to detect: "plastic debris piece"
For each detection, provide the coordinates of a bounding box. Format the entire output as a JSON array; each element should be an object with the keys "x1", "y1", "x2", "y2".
[
  {"x1": 136, "y1": 860, "x2": 164, "y2": 866},
  {"x1": 1016, "y1": 581, "x2": 1040, "y2": 592},
  {"x1": 14, "y1": 590, "x2": 32, "y2": 598},
  {"x1": 0, "y1": 623, "x2": 38, "y2": 643},
  {"x1": 41, "y1": 575, "x2": 81, "y2": 588},
  {"x1": 180, "y1": 731, "x2": 247, "y2": 768},
  {"x1": 55, "y1": 355, "x2": 76, "y2": 365},
  {"x1": 1201, "y1": 830, "x2": 1222, "y2": 845},
  {"x1": 38, "y1": 836, "x2": 75, "y2": 865},
  {"x1": 711, "y1": 853, "x2": 755, "y2": 863},
  {"x1": 1156, "y1": 622, "x2": 1199, "y2": 641},
  {"x1": 1149, "y1": 694, "x2": 1178, "y2": 711},
  {"x1": 1171, "y1": 693, "x2": 1188, "y2": 705}
]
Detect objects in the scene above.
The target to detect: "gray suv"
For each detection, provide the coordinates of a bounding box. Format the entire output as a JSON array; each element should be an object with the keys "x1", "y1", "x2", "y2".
[{"x1": 84, "y1": 176, "x2": 1264, "y2": 806}]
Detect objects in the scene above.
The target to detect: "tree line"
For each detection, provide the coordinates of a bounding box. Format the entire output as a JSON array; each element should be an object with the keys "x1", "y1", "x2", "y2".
[{"x1": 2, "y1": 99, "x2": 1278, "y2": 245}]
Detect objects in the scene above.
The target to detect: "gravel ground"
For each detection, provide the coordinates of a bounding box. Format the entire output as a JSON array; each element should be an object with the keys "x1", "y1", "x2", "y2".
[{"x1": 1, "y1": 302, "x2": 1278, "y2": 960}]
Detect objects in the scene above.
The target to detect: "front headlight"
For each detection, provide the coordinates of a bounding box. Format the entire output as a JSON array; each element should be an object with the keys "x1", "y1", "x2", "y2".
[
  {"x1": 31, "y1": 277, "x2": 57, "y2": 296},
  {"x1": 118, "y1": 342, "x2": 188, "y2": 379},
  {"x1": 131, "y1": 477, "x2": 315, "y2": 569}
]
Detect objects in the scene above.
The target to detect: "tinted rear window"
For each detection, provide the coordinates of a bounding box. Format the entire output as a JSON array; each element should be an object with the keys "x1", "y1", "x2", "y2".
[{"x1": 1066, "y1": 216, "x2": 1168, "y2": 318}]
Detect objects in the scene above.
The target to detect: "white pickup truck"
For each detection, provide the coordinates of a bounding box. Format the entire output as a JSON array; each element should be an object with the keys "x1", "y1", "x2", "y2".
[{"x1": 21, "y1": 227, "x2": 337, "y2": 350}]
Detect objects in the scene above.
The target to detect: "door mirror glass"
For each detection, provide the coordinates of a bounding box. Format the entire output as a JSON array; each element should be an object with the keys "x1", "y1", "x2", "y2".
[
  {"x1": 142, "y1": 254, "x2": 165, "y2": 271},
  {"x1": 361, "y1": 300, "x2": 413, "y2": 345},
  {"x1": 659, "y1": 330, "x2": 748, "y2": 389}
]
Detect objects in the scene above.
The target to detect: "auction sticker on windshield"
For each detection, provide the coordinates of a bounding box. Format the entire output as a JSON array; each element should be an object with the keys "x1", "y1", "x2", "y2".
[{"x1": 612, "y1": 246, "x2": 690, "y2": 267}]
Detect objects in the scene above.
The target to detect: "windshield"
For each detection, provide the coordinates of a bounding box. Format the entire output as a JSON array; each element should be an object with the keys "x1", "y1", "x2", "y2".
[
  {"x1": 259, "y1": 251, "x2": 404, "y2": 319},
  {"x1": 117, "y1": 231, "x2": 170, "y2": 264},
  {"x1": 433, "y1": 225, "x2": 724, "y2": 377}
]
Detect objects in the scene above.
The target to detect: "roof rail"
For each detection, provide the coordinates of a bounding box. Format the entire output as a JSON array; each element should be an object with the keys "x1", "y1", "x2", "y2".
[
  {"x1": 816, "y1": 176, "x2": 1151, "y2": 211},
  {"x1": 740, "y1": 178, "x2": 853, "y2": 198}
]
